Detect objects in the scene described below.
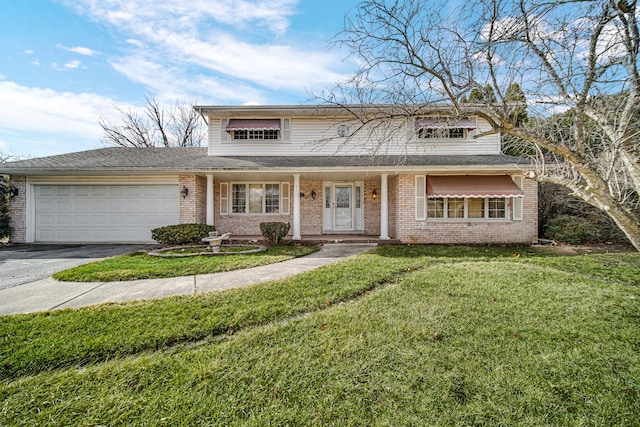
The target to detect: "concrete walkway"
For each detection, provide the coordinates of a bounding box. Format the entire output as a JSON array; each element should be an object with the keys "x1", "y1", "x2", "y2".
[{"x1": 0, "y1": 244, "x2": 376, "y2": 316}]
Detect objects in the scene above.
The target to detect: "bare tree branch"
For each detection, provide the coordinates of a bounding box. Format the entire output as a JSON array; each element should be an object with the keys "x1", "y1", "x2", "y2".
[
  {"x1": 320, "y1": 0, "x2": 640, "y2": 249},
  {"x1": 99, "y1": 95, "x2": 206, "y2": 148}
]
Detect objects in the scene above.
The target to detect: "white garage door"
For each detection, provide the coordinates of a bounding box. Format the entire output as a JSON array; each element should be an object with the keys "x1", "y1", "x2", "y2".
[{"x1": 34, "y1": 185, "x2": 179, "y2": 242}]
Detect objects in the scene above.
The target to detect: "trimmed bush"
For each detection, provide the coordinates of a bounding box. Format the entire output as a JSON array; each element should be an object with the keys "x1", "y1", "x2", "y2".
[
  {"x1": 151, "y1": 224, "x2": 216, "y2": 245},
  {"x1": 260, "y1": 222, "x2": 290, "y2": 245}
]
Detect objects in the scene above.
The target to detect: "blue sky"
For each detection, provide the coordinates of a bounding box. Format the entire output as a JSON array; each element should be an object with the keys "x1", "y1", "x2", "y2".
[{"x1": 0, "y1": 0, "x2": 360, "y2": 157}]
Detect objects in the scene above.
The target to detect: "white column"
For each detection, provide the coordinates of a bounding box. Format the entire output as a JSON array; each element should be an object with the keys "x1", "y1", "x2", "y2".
[
  {"x1": 293, "y1": 174, "x2": 301, "y2": 240},
  {"x1": 379, "y1": 173, "x2": 390, "y2": 240},
  {"x1": 206, "y1": 174, "x2": 214, "y2": 226}
]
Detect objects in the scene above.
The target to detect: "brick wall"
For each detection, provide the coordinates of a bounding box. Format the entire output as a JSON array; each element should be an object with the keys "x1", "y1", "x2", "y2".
[
  {"x1": 196, "y1": 174, "x2": 538, "y2": 244},
  {"x1": 7, "y1": 176, "x2": 26, "y2": 243},
  {"x1": 178, "y1": 175, "x2": 199, "y2": 224},
  {"x1": 391, "y1": 174, "x2": 538, "y2": 244},
  {"x1": 387, "y1": 175, "x2": 400, "y2": 239},
  {"x1": 300, "y1": 181, "x2": 323, "y2": 235},
  {"x1": 213, "y1": 180, "x2": 293, "y2": 236},
  {"x1": 364, "y1": 180, "x2": 381, "y2": 236}
]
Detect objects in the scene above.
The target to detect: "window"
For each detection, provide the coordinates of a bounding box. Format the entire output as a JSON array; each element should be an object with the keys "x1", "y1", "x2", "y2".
[
  {"x1": 418, "y1": 127, "x2": 466, "y2": 139},
  {"x1": 230, "y1": 183, "x2": 283, "y2": 214},
  {"x1": 488, "y1": 198, "x2": 506, "y2": 218},
  {"x1": 232, "y1": 129, "x2": 279, "y2": 140},
  {"x1": 225, "y1": 119, "x2": 282, "y2": 141},
  {"x1": 426, "y1": 197, "x2": 507, "y2": 220},
  {"x1": 468, "y1": 198, "x2": 485, "y2": 218},
  {"x1": 427, "y1": 198, "x2": 444, "y2": 218},
  {"x1": 447, "y1": 198, "x2": 465, "y2": 218},
  {"x1": 415, "y1": 117, "x2": 475, "y2": 140}
]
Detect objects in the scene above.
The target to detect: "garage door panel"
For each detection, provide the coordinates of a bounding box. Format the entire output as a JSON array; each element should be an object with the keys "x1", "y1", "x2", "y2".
[{"x1": 34, "y1": 185, "x2": 179, "y2": 242}]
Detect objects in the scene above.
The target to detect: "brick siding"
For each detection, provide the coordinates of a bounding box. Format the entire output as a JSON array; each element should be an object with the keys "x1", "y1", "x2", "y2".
[
  {"x1": 202, "y1": 175, "x2": 537, "y2": 243},
  {"x1": 390, "y1": 174, "x2": 538, "y2": 244},
  {"x1": 7, "y1": 176, "x2": 26, "y2": 243}
]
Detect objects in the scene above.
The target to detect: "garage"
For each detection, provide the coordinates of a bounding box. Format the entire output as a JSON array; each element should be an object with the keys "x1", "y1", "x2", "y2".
[{"x1": 33, "y1": 184, "x2": 179, "y2": 242}]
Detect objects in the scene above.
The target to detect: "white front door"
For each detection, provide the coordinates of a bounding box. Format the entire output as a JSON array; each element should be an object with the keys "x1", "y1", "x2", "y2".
[{"x1": 333, "y1": 184, "x2": 354, "y2": 231}]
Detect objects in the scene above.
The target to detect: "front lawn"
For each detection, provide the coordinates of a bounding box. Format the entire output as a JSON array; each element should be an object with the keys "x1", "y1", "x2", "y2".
[
  {"x1": 52, "y1": 245, "x2": 317, "y2": 282},
  {"x1": 2, "y1": 245, "x2": 639, "y2": 426}
]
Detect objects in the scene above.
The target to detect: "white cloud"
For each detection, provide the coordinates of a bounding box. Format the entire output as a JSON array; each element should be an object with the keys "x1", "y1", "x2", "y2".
[
  {"x1": 126, "y1": 38, "x2": 144, "y2": 47},
  {"x1": 24, "y1": 50, "x2": 34, "y2": 55},
  {"x1": 56, "y1": 44, "x2": 99, "y2": 56},
  {"x1": 64, "y1": 60, "x2": 82, "y2": 69},
  {"x1": 0, "y1": 81, "x2": 131, "y2": 145},
  {"x1": 109, "y1": 56, "x2": 267, "y2": 103},
  {"x1": 59, "y1": 0, "x2": 352, "y2": 101},
  {"x1": 65, "y1": 0, "x2": 299, "y2": 35}
]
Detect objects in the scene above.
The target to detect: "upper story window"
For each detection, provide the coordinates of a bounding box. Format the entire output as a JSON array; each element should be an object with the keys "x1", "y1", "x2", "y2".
[
  {"x1": 415, "y1": 117, "x2": 476, "y2": 140},
  {"x1": 226, "y1": 119, "x2": 282, "y2": 141}
]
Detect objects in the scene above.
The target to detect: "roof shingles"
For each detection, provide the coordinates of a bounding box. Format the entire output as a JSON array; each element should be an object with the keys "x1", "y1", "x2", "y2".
[{"x1": 0, "y1": 147, "x2": 527, "y2": 175}]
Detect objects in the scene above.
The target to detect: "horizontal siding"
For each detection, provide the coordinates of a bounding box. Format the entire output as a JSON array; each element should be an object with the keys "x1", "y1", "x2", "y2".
[{"x1": 207, "y1": 116, "x2": 500, "y2": 156}]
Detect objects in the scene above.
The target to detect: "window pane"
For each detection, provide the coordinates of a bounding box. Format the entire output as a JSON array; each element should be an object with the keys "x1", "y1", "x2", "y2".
[
  {"x1": 427, "y1": 198, "x2": 444, "y2": 218},
  {"x1": 233, "y1": 130, "x2": 248, "y2": 140},
  {"x1": 265, "y1": 184, "x2": 280, "y2": 213},
  {"x1": 449, "y1": 128, "x2": 465, "y2": 138},
  {"x1": 325, "y1": 186, "x2": 330, "y2": 209},
  {"x1": 468, "y1": 198, "x2": 485, "y2": 218},
  {"x1": 232, "y1": 184, "x2": 246, "y2": 213},
  {"x1": 355, "y1": 186, "x2": 361, "y2": 208},
  {"x1": 447, "y1": 198, "x2": 464, "y2": 218},
  {"x1": 249, "y1": 184, "x2": 263, "y2": 213},
  {"x1": 488, "y1": 198, "x2": 506, "y2": 218}
]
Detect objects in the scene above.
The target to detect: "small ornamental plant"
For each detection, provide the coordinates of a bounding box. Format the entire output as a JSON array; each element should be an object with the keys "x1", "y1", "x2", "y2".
[
  {"x1": 260, "y1": 222, "x2": 290, "y2": 245},
  {"x1": 151, "y1": 224, "x2": 216, "y2": 245}
]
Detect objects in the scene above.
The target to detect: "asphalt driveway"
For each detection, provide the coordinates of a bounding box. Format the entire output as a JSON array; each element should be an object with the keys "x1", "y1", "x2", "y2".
[{"x1": 0, "y1": 244, "x2": 158, "y2": 290}]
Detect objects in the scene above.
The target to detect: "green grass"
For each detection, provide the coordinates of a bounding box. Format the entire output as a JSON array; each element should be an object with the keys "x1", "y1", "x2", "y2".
[
  {"x1": 2, "y1": 245, "x2": 639, "y2": 426},
  {"x1": 52, "y1": 245, "x2": 317, "y2": 282}
]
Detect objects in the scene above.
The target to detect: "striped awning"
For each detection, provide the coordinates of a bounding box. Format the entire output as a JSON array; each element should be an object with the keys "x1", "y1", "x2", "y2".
[
  {"x1": 226, "y1": 119, "x2": 281, "y2": 131},
  {"x1": 416, "y1": 117, "x2": 476, "y2": 129},
  {"x1": 427, "y1": 175, "x2": 524, "y2": 198}
]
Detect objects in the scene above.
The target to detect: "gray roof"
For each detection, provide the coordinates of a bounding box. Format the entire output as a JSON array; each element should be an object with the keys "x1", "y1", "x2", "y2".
[{"x1": 0, "y1": 147, "x2": 528, "y2": 175}]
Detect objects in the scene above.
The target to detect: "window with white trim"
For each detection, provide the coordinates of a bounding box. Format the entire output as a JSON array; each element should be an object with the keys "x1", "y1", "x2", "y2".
[
  {"x1": 232, "y1": 129, "x2": 279, "y2": 140},
  {"x1": 228, "y1": 183, "x2": 287, "y2": 214},
  {"x1": 426, "y1": 197, "x2": 507, "y2": 220},
  {"x1": 414, "y1": 117, "x2": 476, "y2": 140},
  {"x1": 418, "y1": 127, "x2": 467, "y2": 139}
]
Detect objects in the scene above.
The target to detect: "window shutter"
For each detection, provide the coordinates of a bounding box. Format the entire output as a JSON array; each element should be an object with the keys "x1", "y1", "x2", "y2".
[
  {"x1": 281, "y1": 182, "x2": 290, "y2": 214},
  {"x1": 221, "y1": 119, "x2": 230, "y2": 142},
  {"x1": 416, "y1": 175, "x2": 426, "y2": 220},
  {"x1": 512, "y1": 176, "x2": 523, "y2": 220},
  {"x1": 220, "y1": 182, "x2": 229, "y2": 215},
  {"x1": 281, "y1": 118, "x2": 291, "y2": 142},
  {"x1": 406, "y1": 117, "x2": 416, "y2": 141}
]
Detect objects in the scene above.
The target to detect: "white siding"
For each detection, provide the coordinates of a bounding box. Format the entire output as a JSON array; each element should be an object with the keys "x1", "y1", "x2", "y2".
[{"x1": 207, "y1": 116, "x2": 501, "y2": 156}]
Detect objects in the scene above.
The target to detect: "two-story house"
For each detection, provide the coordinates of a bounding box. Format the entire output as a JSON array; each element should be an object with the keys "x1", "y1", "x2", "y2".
[{"x1": 0, "y1": 105, "x2": 537, "y2": 244}]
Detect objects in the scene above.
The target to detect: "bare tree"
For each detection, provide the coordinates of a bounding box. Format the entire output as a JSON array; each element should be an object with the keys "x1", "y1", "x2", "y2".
[
  {"x1": 99, "y1": 95, "x2": 206, "y2": 147},
  {"x1": 322, "y1": 0, "x2": 640, "y2": 250}
]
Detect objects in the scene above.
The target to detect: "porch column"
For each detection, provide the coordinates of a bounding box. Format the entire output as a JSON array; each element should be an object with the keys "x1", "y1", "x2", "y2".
[
  {"x1": 379, "y1": 173, "x2": 390, "y2": 240},
  {"x1": 206, "y1": 174, "x2": 214, "y2": 226},
  {"x1": 292, "y1": 174, "x2": 301, "y2": 240}
]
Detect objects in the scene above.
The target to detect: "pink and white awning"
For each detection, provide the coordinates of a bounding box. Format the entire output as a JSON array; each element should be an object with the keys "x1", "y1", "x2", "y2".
[
  {"x1": 426, "y1": 175, "x2": 524, "y2": 198},
  {"x1": 225, "y1": 119, "x2": 281, "y2": 131}
]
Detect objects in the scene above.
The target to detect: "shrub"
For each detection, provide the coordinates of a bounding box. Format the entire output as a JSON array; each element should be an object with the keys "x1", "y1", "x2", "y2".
[
  {"x1": 544, "y1": 215, "x2": 603, "y2": 244},
  {"x1": 151, "y1": 224, "x2": 216, "y2": 245},
  {"x1": 260, "y1": 222, "x2": 290, "y2": 245},
  {"x1": 0, "y1": 176, "x2": 10, "y2": 240}
]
